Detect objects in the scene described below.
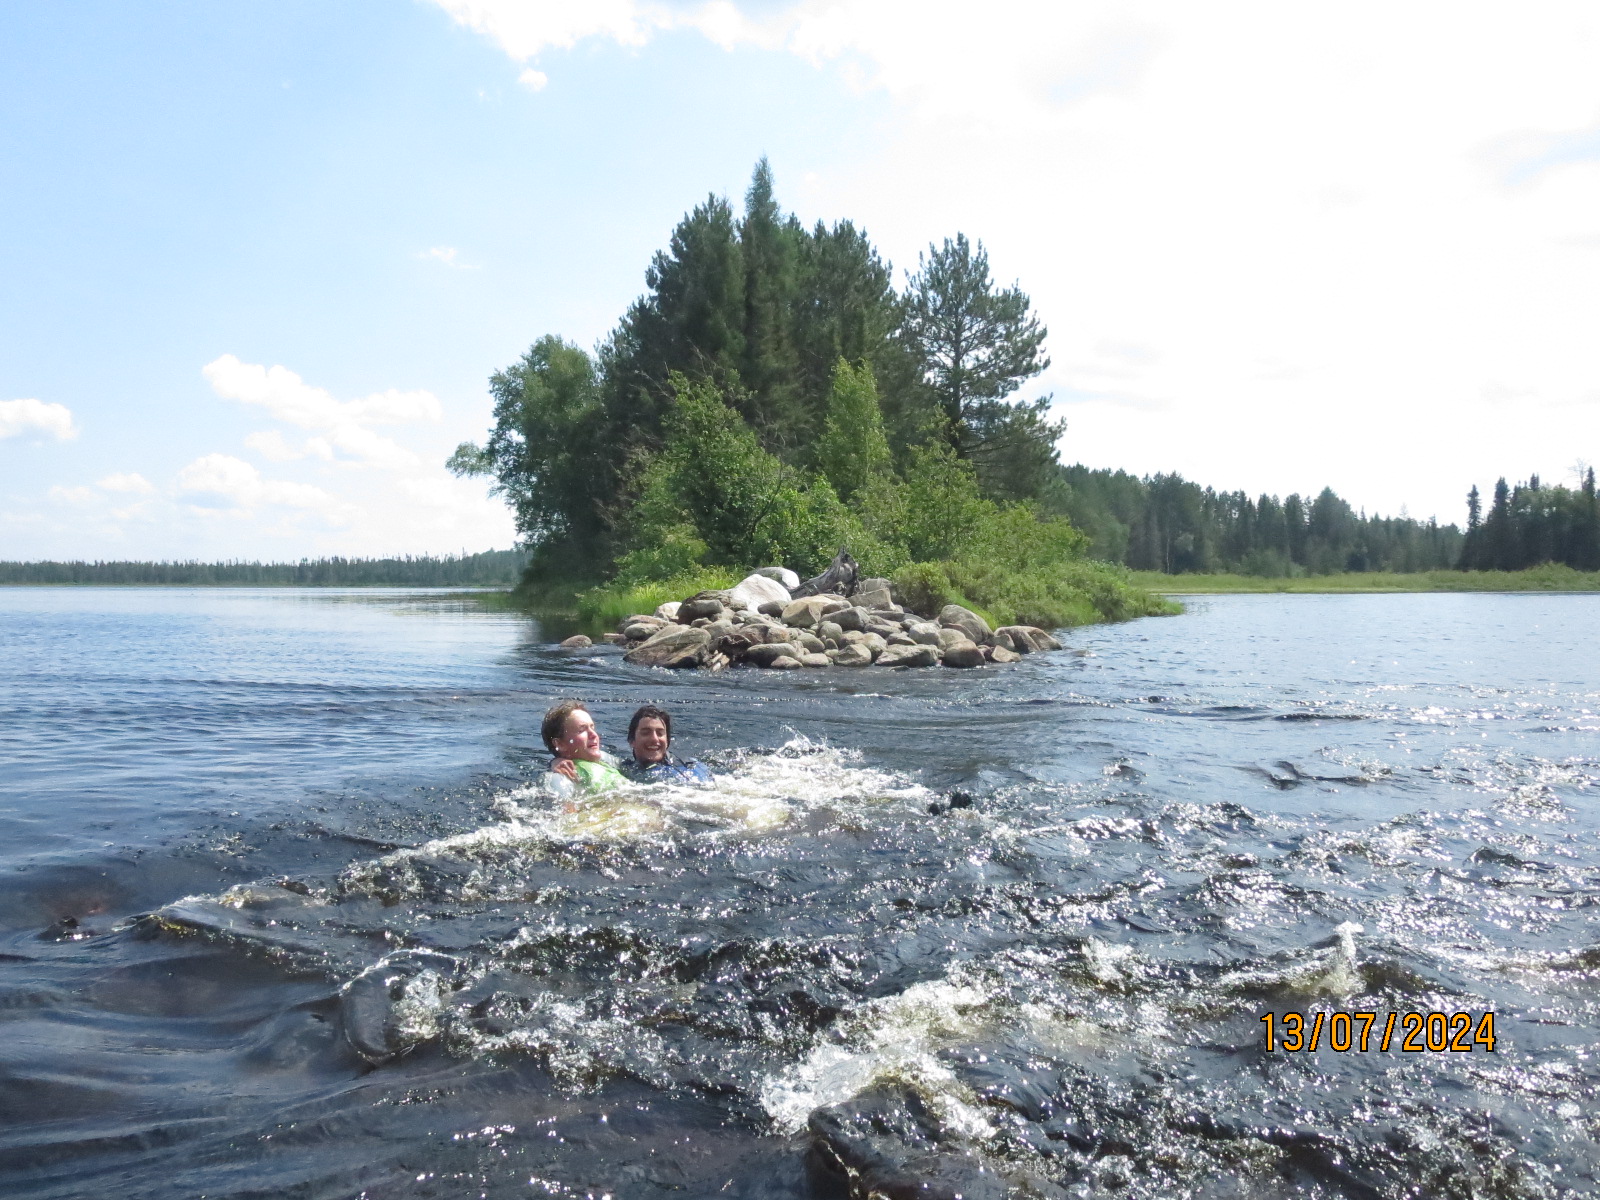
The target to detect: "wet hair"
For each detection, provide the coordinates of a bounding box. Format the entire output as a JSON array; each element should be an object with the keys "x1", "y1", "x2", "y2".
[
  {"x1": 541, "y1": 699, "x2": 589, "y2": 754},
  {"x1": 627, "y1": 705, "x2": 672, "y2": 743}
]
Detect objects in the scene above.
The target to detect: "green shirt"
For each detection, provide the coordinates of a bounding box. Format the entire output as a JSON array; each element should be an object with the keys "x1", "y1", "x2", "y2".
[{"x1": 573, "y1": 757, "x2": 627, "y2": 793}]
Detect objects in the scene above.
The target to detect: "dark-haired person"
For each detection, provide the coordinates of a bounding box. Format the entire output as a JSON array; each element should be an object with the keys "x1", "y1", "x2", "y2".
[
  {"x1": 539, "y1": 699, "x2": 626, "y2": 798},
  {"x1": 619, "y1": 705, "x2": 712, "y2": 785}
]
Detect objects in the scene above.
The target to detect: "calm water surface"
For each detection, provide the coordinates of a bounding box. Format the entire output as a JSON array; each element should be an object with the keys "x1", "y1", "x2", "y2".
[{"x1": 0, "y1": 587, "x2": 1596, "y2": 1199}]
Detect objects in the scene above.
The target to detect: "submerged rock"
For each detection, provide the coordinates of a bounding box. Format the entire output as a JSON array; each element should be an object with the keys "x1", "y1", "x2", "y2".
[
  {"x1": 878, "y1": 643, "x2": 940, "y2": 668},
  {"x1": 559, "y1": 634, "x2": 592, "y2": 649},
  {"x1": 995, "y1": 625, "x2": 1062, "y2": 653},
  {"x1": 340, "y1": 949, "x2": 464, "y2": 1065},
  {"x1": 940, "y1": 638, "x2": 984, "y2": 668},
  {"x1": 624, "y1": 625, "x2": 712, "y2": 668},
  {"x1": 827, "y1": 643, "x2": 873, "y2": 666}
]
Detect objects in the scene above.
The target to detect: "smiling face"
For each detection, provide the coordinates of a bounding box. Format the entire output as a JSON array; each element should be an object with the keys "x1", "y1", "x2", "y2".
[
  {"x1": 552, "y1": 708, "x2": 601, "y2": 762},
  {"x1": 628, "y1": 716, "x2": 670, "y2": 764}
]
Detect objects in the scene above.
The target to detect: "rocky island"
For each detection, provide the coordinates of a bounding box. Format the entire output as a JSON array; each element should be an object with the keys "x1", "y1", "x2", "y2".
[{"x1": 562, "y1": 552, "x2": 1063, "y2": 670}]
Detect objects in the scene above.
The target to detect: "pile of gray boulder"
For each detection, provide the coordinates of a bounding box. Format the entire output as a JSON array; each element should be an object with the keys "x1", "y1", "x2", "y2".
[{"x1": 587, "y1": 567, "x2": 1062, "y2": 670}]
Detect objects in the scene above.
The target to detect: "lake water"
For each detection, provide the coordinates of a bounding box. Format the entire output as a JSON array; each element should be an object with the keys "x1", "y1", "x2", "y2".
[{"x1": 1, "y1": 587, "x2": 1596, "y2": 1199}]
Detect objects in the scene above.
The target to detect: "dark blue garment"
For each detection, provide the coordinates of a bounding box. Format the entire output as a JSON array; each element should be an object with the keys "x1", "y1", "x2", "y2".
[{"x1": 618, "y1": 752, "x2": 712, "y2": 785}]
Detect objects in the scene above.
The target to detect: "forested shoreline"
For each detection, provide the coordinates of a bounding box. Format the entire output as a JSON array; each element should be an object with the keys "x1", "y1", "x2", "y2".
[
  {"x1": 0, "y1": 549, "x2": 527, "y2": 586},
  {"x1": 15, "y1": 165, "x2": 1589, "y2": 604}
]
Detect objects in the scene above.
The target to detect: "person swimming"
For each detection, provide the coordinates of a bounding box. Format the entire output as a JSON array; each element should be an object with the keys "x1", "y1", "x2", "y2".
[
  {"x1": 539, "y1": 699, "x2": 627, "y2": 798},
  {"x1": 617, "y1": 705, "x2": 712, "y2": 785}
]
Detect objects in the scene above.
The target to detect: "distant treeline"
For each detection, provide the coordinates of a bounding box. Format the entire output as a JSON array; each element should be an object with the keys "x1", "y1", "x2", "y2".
[
  {"x1": 0, "y1": 549, "x2": 530, "y2": 586},
  {"x1": 1459, "y1": 471, "x2": 1600, "y2": 572},
  {"x1": 1056, "y1": 467, "x2": 1465, "y2": 576}
]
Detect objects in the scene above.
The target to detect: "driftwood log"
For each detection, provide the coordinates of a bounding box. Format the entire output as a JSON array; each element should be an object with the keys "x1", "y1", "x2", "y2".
[{"x1": 790, "y1": 547, "x2": 859, "y2": 599}]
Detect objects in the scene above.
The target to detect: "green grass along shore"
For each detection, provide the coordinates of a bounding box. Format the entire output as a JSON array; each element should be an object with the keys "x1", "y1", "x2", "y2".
[
  {"x1": 1129, "y1": 564, "x2": 1600, "y2": 593},
  {"x1": 537, "y1": 559, "x2": 1182, "y2": 636}
]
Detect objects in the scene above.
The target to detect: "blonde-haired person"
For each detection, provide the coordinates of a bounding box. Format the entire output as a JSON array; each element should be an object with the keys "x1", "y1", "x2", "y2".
[{"x1": 539, "y1": 700, "x2": 626, "y2": 798}]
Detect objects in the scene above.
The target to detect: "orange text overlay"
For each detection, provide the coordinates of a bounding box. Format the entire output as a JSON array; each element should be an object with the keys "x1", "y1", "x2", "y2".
[{"x1": 1261, "y1": 1011, "x2": 1496, "y2": 1053}]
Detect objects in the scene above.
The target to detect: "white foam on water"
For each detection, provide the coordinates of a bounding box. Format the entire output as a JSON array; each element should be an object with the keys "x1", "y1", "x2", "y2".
[
  {"x1": 1218, "y1": 921, "x2": 1365, "y2": 999},
  {"x1": 759, "y1": 975, "x2": 998, "y2": 1140},
  {"x1": 449, "y1": 992, "x2": 673, "y2": 1089},
  {"x1": 435, "y1": 734, "x2": 930, "y2": 855}
]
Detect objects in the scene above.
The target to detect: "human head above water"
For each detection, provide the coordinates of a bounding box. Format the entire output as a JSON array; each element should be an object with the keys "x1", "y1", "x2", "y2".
[
  {"x1": 541, "y1": 699, "x2": 600, "y2": 761},
  {"x1": 627, "y1": 704, "x2": 672, "y2": 764}
]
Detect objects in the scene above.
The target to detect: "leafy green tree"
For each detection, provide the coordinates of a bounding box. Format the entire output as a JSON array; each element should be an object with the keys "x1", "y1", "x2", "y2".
[
  {"x1": 449, "y1": 335, "x2": 614, "y2": 580},
  {"x1": 617, "y1": 374, "x2": 855, "y2": 579},
  {"x1": 814, "y1": 359, "x2": 893, "y2": 506},
  {"x1": 896, "y1": 440, "x2": 995, "y2": 563}
]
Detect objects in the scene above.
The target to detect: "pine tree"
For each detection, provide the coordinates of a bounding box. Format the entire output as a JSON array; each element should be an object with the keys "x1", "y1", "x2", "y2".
[
  {"x1": 737, "y1": 159, "x2": 805, "y2": 449},
  {"x1": 900, "y1": 233, "x2": 1058, "y2": 489}
]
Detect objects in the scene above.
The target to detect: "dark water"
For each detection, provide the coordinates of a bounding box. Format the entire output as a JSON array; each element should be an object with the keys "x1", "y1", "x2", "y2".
[{"x1": 2, "y1": 587, "x2": 1597, "y2": 1199}]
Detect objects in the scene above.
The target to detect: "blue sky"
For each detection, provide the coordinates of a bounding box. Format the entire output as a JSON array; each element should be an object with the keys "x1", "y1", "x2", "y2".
[{"x1": 3, "y1": 1, "x2": 1598, "y2": 559}]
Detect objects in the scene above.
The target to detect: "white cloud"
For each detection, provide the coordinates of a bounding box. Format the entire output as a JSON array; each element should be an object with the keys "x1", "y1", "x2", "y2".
[
  {"x1": 48, "y1": 485, "x2": 95, "y2": 505},
  {"x1": 432, "y1": 1, "x2": 1600, "y2": 519},
  {"x1": 244, "y1": 430, "x2": 303, "y2": 462},
  {"x1": 517, "y1": 67, "x2": 547, "y2": 91},
  {"x1": 430, "y1": 0, "x2": 665, "y2": 60},
  {"x1": 203, "y1": 354, "x2": 441, "y2": 468},
  {"x1": 97, "y1": 472, "x2": 156, "y2": 494},
  {"x1": 420, "y1": 245, "x2": 481, "y2": 268},
  {"x1": 176, "y1": 453, "x2": 337, "y2": 512},
  {"x1": 1, "y1": 397, "x2": 78, "y2": 441}
]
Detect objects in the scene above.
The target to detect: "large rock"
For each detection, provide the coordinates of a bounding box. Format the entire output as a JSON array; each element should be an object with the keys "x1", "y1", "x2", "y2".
[
  {"x1": 624, "y1": 621, "x2": 663, "y2": 642},
  {"x1": 817, "y1": 619, "x2": 844, "y2": 643},
  {"x1": 766, "y1": 654, "x2": 803, "y2": 670},
  {"x1": 717, "y1": 629, "x2": 762, "y2": 657},
  {"x1": 827, "y1": 643, "x2": 873, "y2": 666},
  {"x1": 559, "y1": 634, "x2": 592, "y2": 649},
  {"x1": 797, "y1": 632, "x2": 826, "y2": 654},
  {"x1": 854, "y1": 588, "x2": 894, "y2": 612},
  {"x1": 727, "y1": 572, "x2": 791, "y2": 612},
  {"x1": 654, "y1": 601, "x2": 681, "y2": 622},
  {"x1": 782, "y1": 595, "x2": 850, "y2": 629},
  {"x1": 833, "y1": 606, "x2": 868, "y2": 632},
  {"x1": 865, "y1": 617, "x2": 902, "y2": 639},
  {"x1": 940, "y1": 638, "x2": 984, "y2": 668},
  {"x1": 996, "y1": 625, "x2": 1062, "y2": 654},
  {"x1": 754, "y1": 566, "x2": 801, "y2": 590},
  {"x1": 799, "y1": 653, "x2": 832, "y2": 668},
  {"x1": 624, "y1": 625, "x2": 711, "y2": 668},
  {"x1": 877, "y1": 643, "x2": 940, "y2": 668},
  {"x1": 935, "y1": 626, "x2": 969, "y2": 651},
  {"x1": 679, "y1": 595, "x2": 730, "y2": 622},
  {"x1": 619, "y1": 613, "x2": 665, "y2": 633},
  {"x1": 989, "y1": 644, "x2": 1021, "y2": 664},
  {"x1": 745, "y1": 642, "x2": 806, "y2": 668},
  {"x1": 757, "y1": 599, "x2": 786, "y2": 618},
  {"x1": 908, "y1": 621, "x2": 942, "y2": 645},
  {"x1": 937, "y1": 604, "x2": 991, "y2": 643}
]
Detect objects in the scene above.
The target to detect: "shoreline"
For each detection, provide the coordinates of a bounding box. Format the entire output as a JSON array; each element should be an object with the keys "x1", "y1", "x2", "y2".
[{"x1": 1129, "y1": 567, "x2": 1600, "y2": 594}]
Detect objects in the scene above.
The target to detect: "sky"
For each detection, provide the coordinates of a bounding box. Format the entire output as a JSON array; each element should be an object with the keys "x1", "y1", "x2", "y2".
[{"x1": 2, "y1": 0, "x2": 1598, "y2": 561}]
